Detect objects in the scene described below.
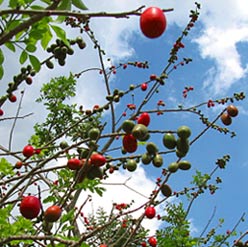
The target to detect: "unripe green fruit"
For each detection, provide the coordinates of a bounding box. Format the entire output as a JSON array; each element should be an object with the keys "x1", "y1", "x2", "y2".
[
  {"x1": 176, "y1": 138, "x2": 190, "y2": 154},
  {"x1": 168, "y1": 162, "x2": 179, "y2": 173},
  {"x1": 87, "y1": 166, "x2": 103, "y2": 180},
  {"x1": 59, "y1": 141, "x2": 69, "y2": 149},
  {"x1": 146, "y1": 142, "x2": 158, "y2": 155},
  {"x1": 152, "y1": 154, "x2": 163, "y2": 167},
  {"x1": 178, "y1": 160, "x2": 191, "y2": 170},
  {"x1": 88, "y1": 127, "x2": 100, "y2": 140},
  {"x1": 141, "y1": 153, "x2": 152, "y2": 165},
  {"x1": 161, "y1": 184, "x2": 172, "y2": 197},
  {"x1": 176, "y1": 149, "x2": 187, "y2": 158},
  {"x1": 177, "y1": 125, "x2": 191, "y2": 139},
  {"x1": 132, "y1": 124, "x2": 148, "y2": 141},
  {"x1": 46, "y1": 60, "x2": 54, "y2": 69},
  {"x1": 163, "y1": 133, "x2": 176, "y2": 149},
  {"x1": 126, "y1": 159, "x2": 137, "y2": 172}
]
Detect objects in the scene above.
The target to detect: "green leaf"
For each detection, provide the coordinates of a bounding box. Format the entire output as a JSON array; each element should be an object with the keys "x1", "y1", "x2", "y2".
[
  {"x1": 20, "y1": 50, "x2": 28, "y2": 64},
  {"x1": 29, "y1": 55, "x2": 41, "y2": 72},
  {"x1": 50, "y1": 25, "x2": 69, "y2": 46},
  {"x1": 5, "y1": 42, "x2": 15, "y2": 52},
  {"x1": 0, "y1": 158, "x2": 14, "y2": 176},
  {"x1": 72, "y1": 0, "x2": 88, "y2": 10},
  {"x1": 58, "y1": 0, "x2": 72, "y2": 10},
  {"x1": 0, "y1": 49, "x2": 4, "y2": 65},
  {"x1": 26, "y1": 44, "x2": 36, "y2": 52},
  {"x1": 41, "y1": 28, "x2": 52, "y2": 50},
  {"x1": 0, "y1": 65, "x2": 3, "y2": 80},
  {"x1": 0, "y1": 0, "x2": 3, "y2": 6}
]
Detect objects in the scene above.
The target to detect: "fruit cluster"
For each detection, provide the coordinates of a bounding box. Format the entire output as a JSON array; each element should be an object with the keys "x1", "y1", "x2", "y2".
[{"x1": 220, "y1": 105, "x2": 239, "y2": 126}]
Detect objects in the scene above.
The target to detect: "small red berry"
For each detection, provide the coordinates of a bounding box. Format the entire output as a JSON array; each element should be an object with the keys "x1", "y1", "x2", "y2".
[
  {"x1": 9, "y1": 94, "x2": 17, "y2": 102},
  {"x1": 148, "y1": 236, "x2": 157, "y2": 247},
  {"x1": 150, "y1": 74, "x2": 157, "y2": 80},
  {"x1": 145, "y1": 206, "x2": 156, "y2": 219},
  {"x1": 22, "y1": 145, "x2": 35, "y2": 158},
  {"x1": 0, "y1": 109, "x2": 3, "y2": 116},
  {"x1": 141, "y1": 83, "x2": 148, "y2": 91}
]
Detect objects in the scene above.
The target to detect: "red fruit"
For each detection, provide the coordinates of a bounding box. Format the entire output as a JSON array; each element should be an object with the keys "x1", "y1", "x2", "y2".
[
  {"x1": 67, "y1": 158, "x2": 82, "y2": 170},
  {"x1": 150, "y1": 74, "x2": 157, "y2": 80},
  {"x1": 9, "y1": 94, "x2": 17, "y2": 102},
  {"x1": 137, "y1": 112, "x2": 150, "y2": 127},
  {"x1": 35, "y1": 148, "x2": 41, "y2": 154},
  {"x1": 15, "y1": 161, "x2": 23, "y2": 169},
  {"x1": 90, "y1": 153, "x2": 106, "y2": 167},
  {"x1": 44, "y1": 205, "x2": 62, "y2": 222},
  {"x1": 141, "y1": 83, "x2": 148, "y2": 91},
  {"x1": 20, "y1": 196, "x2": 41, "y2": 219},
  {"x1": 122, "y1": 134, "x2": 138, "y2": 153},
  {"x1": 148, "y1": 237, "x2": 157, "y2": 247},
  {"x1": 141, "y1": 242, "x2": 147, "y2": 247},
  {"x1": 140, "y1": 7, "x2": 166, "y2": 38},
  {"x1": 99, "y1": 245, "x2": 107, "y2": 247},
  {"x1": 145, "y1": 206, "x2": 156, "y2": 219},
  {"x1": 0, "y1": 109, "x2": 3, "y2": 116},
  {"x1": 22, "y1": 145, "x2": 34, "y2": 158},
  {"x1": 25, "y1": 77, "x2": 33, "y2": 85}
]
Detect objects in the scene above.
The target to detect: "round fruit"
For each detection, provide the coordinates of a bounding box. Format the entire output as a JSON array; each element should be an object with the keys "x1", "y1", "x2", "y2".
[
  {"x1": 9, "y1": 94, "x2": 17, "y2": 102},
  {"x1": 148, "y1": 236, "x2": 157, "y2": 247},
  {"x1": 176, "y1": 138, "x2": 190, "y2": 154},
  {"x1": 152, "y1": 154, "x2": 163, "y2": 167},
  {"x1": 141, "y1": 83, "x2": 148, "y2": 91},
  {"x1": 132, "y1": 124, "x2": 148, "y2": 141},
  {"x1": 22, "y1": 145, "x2": 34, "y2": 158},
  {"x1": 141, "y1": 153, "x2": 152, "y2": 165},
  {"x1": 177, "y1": 125, "x2": 191, "y2": 139},
  {"x1": 140, "y1": 7, "x2": 166, "y2": 39},
  {"x1": 137, "y1": 112, "x2": 150, "y2": 127},
  {"x1": 227, "y1": 105, "x2": 238, "y2": 117},
  {"x1": 90, "y1": 153, "x2": 106, "y2": 167},
  {"x1": 178, "y1": 160, "x2": 191, "y2": 170},
  {"x1": 44, "y1": 205, "x2": 62, "y2": 222},
  {"x1": 67, "y1": 158, "x2": 82, "y2": 170},
  {"x1": 126, "y1": 159, "x2": 137, "y2": 172},
  {"x1": 161, "y1": 184, "x2": 172, "y2": 197},
  {"x1": 99, "y1": 245, "x2": 108, "y2": 247},
  {"x1": 122, "y1": 134, "x2": 137, "y2": 153},
  {"x1": 145, "y1": 206, "x2": 156, "y2": 219},
  {"x1": 122, "y1": 120, "x2": 135, "y2": 134},
  {"x1": 87, "y1": 166, "x2": 103, "y2": 180},
  {"x1": 88, "y1": 128, "x2": 100, "y2": 140},
  {"x1": 20, "y1": 196, "x2": 41, "y2": 219},
  {"x1": 146, "y1": 142, "x2": 158, "y2": 155},
  {"x1": 15, "y1": 161, "x2": 23, "y2": 169},
  {"x1": 59, "y1": 141, "x2": 69, "y2": 149},
  {"x1": 163, "y1": 133, "x2": 176, "y2": 149},
  {"x1": 168, "y1": 162, "x2": 179, "y2": 173},
  {"x1": 176, "y1": 149, "x2": 187, "y2": 158},
  {"x1": 221, "y1": 113, "x2": 232, "y2": 126}
]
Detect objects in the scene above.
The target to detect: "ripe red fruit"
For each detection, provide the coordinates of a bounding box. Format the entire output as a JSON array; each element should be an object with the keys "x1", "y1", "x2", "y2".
[
  {"x1": 141, "y1": 242, "x2": 147, "y2": 247},
  {"x1": 9, "y1": 94, "x2": 17, "y2": 102},
  {"x1": 15, "y1": 161, "x2": 23, "y2": 169},
  {"x1": 137, "y1": 112, "x2": 150, "y2": 127},
  {"x1": 22, "y1": 145, "x2": 34, "y2": 158},
  {"x1": 122, "y1": 134, "x2": 138, "y2": 153},
  {"x1": 227, "y1": 105, "x2": 238, "y2": 117},
  {"x1": 140, "y1": 7, "x2": 167, "y2": 38},
  {"x1": 0, "y1": 109, "x2": 3, "y2": 116},
  {"x1": 20, "y1": 196, "x2": 41, "y2": 219},
  {"x1": 141, "y1": 83, "x2": 148, "y2": 91},
  {"x1": 44, "y1": 205, "x2": 62, "y2": 222},
  {"x1": 99, "y1": 245, "x2": 107, "y2": 247},
  {"x1": 67, "y1": 158, "x2": 82, "y2": 170},
  {"x1": 148, "y1": 236, "x2": 157, "y2": 247},
  {"x1": 90, "y1": 153, "x2": 106, "y2": 167},
  {"x1": 145, "y1": 206, "x2": 156, "y2": 219}
]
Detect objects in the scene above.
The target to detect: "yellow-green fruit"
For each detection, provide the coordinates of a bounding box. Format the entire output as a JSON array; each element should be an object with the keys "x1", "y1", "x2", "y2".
[
  {"x1": 168, "y1": 162, "x2": 179, "y2": 173},
  {"x1": 163, "y1": 133, "x2": 177, "y2": 149},
  {"x1": 177, "y1": 125, "x2": 191, "y2": 139},
  {"x1": 178, "y1": 160, "x2": 191, "y2": 170},
  {"x1": 141, "y1": 153, "x2": 152, "y2": 165},
  {"x1": 132, "y1": 124, "x2": 148, "y2": 141},
  {"x1": 146, "y1": 142, "x2": 158, "y2": 155},
  {"x1": 126, "y1": 159, "x2": 137, "y2": 172},
  {"x1": 161, "y1": 184, "x2": 172, "y2": 197},
  {"x1": 152, "y1": 154, "x2": 163, "y2": 167},
  {"x1": 176, "y1": 149, "x2": 187, "y2": 158},
  {"x1": 122, "y1": 120, "x2": 135, "y2": 134},
  {"x1": 88, "y1": 128, "x2": 100, "y2": 140}
]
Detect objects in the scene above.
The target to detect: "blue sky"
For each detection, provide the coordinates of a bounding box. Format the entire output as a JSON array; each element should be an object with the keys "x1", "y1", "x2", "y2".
[{"x1": 1, "y1": 0, "x2": 248, "y2": 241}]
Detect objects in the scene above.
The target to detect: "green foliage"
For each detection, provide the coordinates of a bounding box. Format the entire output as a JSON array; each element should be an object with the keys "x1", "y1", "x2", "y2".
[{"x1": 0, "y1": 158, "x2": 14, "y2": 176}]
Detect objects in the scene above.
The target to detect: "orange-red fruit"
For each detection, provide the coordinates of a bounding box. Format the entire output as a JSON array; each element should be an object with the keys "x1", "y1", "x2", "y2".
[
  {"x1": 148, "y1": 236, "x2": 157, "y2": 247},
  {"x1": 20, "y1": 196, "x2": 41, "y2": 219},
  {"x1": 22, "y1": 145, "x2": 34, "y2": 158},
  {"x1": 145, "y1": 206, "x2": 156, "y2": 219},
  {"x1": 221, "y1": 113, "x2": 232, "y2": 126},
  {"x1": 90, "y1": 153, "x2": 106, "y2": 167},
  {"x1": 140, "y1": 7, "x2": 167, "y2": 38},
  {"x1": 99, "y1": 245, "x2": 107, "y2": 247},
  {"x1": 227, "y1": 105, "x2": 238, "y2": 117},
  {"x1": 44, "y1": 205, "x2": 62, "y2": 222},
  {"x1": 15, "y1": 161, "x2": 23, "y2": 169},
  {"x1": 137, "y1": 112, "x2": 150, "y2": 127},
  {"x1": 122, "y1": 134, "x2": 138, "y2": 153},
  {"x1": 67, "y1": 158, "x2": 82, "y2": 170}
]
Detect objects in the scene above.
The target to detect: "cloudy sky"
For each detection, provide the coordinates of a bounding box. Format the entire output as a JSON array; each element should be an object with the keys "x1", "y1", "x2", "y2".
[{"x1": 1, "y1": 0, "x2": 248, "y2": 241}]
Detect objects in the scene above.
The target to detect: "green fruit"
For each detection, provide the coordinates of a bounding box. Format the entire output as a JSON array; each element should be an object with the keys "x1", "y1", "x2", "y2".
[
  {"x1": 152, "y1": 154, "x2": 163, "y2": 167},
  {"x1": 178, "y1": 160, "x2": 191, "y2": 170},
  {"x1": 132, "y1": 124, "x2": 148, "y2": 141},
  {"x1": 126, "y1": 159, "x2": 137, "y2": 172},
  {"x1": 46, "y1": 60, "x2": 54, "y2": 69},
  {"x1": 139, "y1": 132, "x2": 150, "y2": 141},
  {"x1": 161, "y1": 184, "x2": 172, "y2": 197},
  {"x1": 163, "y1": 133, "x2": 177, "y2": 149},
  {"x1": 78, "y1": 148, "x2": 90, "y2": 159},
  {"x1": 176, "y1": 138, "x2": 190, "y2": 154},
  {"x1": 141, "y1": 153, "x2": 152, "y2": 165},
  {"x1": 122, "y1": 120, "x2": 135, "y2": 134},
  {"x1": 176, "y1": 149, "x2": 187, "y2": 158},
  {"x1": 87, "y1": 166, "x2": 103, "y2": 180},
  {"x1": 177, "y1": 125, "x2": 191, "y2": 139},
  {"x1": 59, "y1": 141, "x2": 69, "y2": 149},
  {"x1": 88, "y1": 127, "x2": 100, "y2": 140},
  {"x1": 146, "y1": 142, "x2": 158, "y2": 155},
  {"x1": 168, "y1": 162, "x2": 179, "y2": 173}
]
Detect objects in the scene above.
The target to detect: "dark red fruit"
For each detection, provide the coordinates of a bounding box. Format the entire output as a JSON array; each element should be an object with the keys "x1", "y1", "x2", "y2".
[
  {"x1": 67, "y1": 158, "x2": 82, "y2": 170},
  {"x1": 22, "y1": 145, "x2": 34, "y2": 158},
  {"x1": 122, "y1": 134, "x2": 138, "y2": 153},
  {"x1": 227, "y1": 105, "x2": 238, "y2": 117},
  {"x1": 44, "y1": 205, "x2": 62, "y2": 222},
  {"x1": 0, "y1": 109, "x2": 3, "y2": 116},
  {"x1": 9, "y1": 94, "x2": 17, "y2": 102},
  {"x1": 137, "y1": 112, "x2": 150, "y2": 127},
  {"x1": 221, "y1": 113, "x2": 232, "y2": 126},
  {"x1": 145, "y1": 206, "x2": 156, "y2": 219},
  {"x1": 15, "y1": 161, "x2": 23, "y2": 169},
  {"x1": 90, "y1": 153, "x2": 106, "y2": 167},
  {"x1": 20, "y1": 196, "x2": 41, "y2": 219},
  {"x1": 140, "y1": 7, "x2": 166, "y2": 39}
]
